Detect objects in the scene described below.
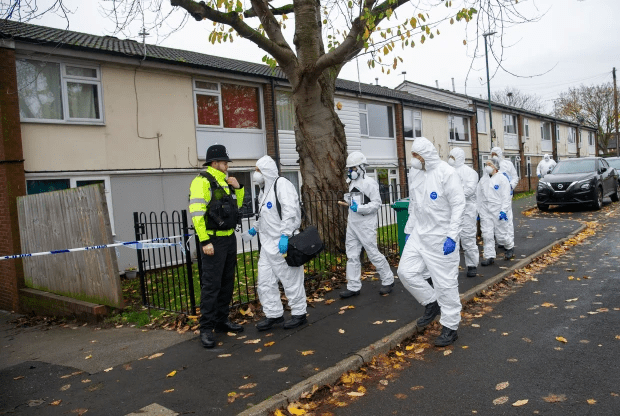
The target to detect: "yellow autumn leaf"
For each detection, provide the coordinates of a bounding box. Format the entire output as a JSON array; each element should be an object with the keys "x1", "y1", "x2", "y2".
[
  {"x1": 358, "y1": 386, "x2": 366, "y2": 393},
  {"x1": 163, "y1": 389, "x2": 174, "y2": 393},
  {"x1": 512, "y1": 399, "x2": 528, "y2": 407},
  {"x1": 277, "y1": 367, "x2": 288, "y2": 372},
  {"x1": 239, "y1": 383, "x2": 257, "y2": 389},
  {"x1": 274, "y1": 410, "x2": 286, "y2": 416},
  {"x1": 264, "y1": 341, "x2": 275, "y2": 347},
  {"x1": 339, "y1": 329, "x2": 345, "y2": 334},
  {"x1": 414, "y1": 348, "x2": 425, "y2": 354},
  {"x1": 587, "y1": 399, "x2": 596, "y2": 405},
  {"x1": 301, "y1": 350, "x2": 314, "y2": 356},
  {"x1": 85, "y1": 355, "x2": 92, "y2": 360},
  {"x1": 541, "y1": 302, "x2": 555, "y2": 307},
  {"x1": 166, "y1": 370, "x2": 176, "y2": 378},
  {"x1": 244, "y1": 339, "x2": 261, "y2": 344},
  {"x1": 324, "y1": 299, "x2": 335, "y2": 305},
  {"x1": 50, "y1": 400, "x2": 62, "y2": 405},
  {"x1": 405, "y1": 344, "x2": 414, "y2": 350},
  {"x1": 556, "y1": 336, "x2": 568, "y2": 343},
  {"x1": 395, "y1": 351, "x2": 404, "y2": 356},
  {"x1": 443, "y1": 350, "x2": 452, "y2": 356},
  {"x1": 287, "y1": 403, "x2": 307, "y2": 415}
]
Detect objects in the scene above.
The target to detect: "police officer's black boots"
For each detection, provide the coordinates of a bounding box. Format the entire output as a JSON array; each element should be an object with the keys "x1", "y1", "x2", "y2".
[
  {"x1": 481, "y1": 257, "x2": 495, "y2": 266},
  {"x1": 339, "y1": 289, "x2": 360, "y2": 298},
  {"x1": 256, "y1": 316, "x2": 284, "y2": 331},
  {"x1": 214, "y1": 321, "x2": 244, "y2": 333},
  {"x1": 379, "y1": 282, "x2": 395, "y2": 295},
  {"x1": 283, "y1": 314, "x2": 307, "y2": 330},
  {"x1": 434, "y1": 326, "x2": 458, "y2": 347},
  {"x1": 467, "y1": 266, "x2": 477, "y2": 277},
  {"x1": 201, "y1": 332, "x2": 216, "y2": 348},
  {"x1": 504, "y1": 248, "x2": 514, "y2": 260},
  {"x1": 416, "y1": 301, "x2": 440, "y2": 329}
]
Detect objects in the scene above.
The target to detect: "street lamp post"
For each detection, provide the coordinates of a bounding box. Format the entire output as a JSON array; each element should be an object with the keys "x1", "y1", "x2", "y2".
[{"x1": 483, "y1": 31, "x2": 497, "y2": 147}]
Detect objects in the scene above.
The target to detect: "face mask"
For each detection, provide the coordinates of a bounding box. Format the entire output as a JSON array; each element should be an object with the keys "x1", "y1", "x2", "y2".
[
  {"x1": 347, "y1": 169, "x2": 359, "y2": 180},
  {"x1": 253, "y1": 171, "x2": 265, "y2": 187},
  {"x1": 485, "y1": 166, "x2": 495, "y2": 175},
  {"x1": 448, "y1": 158, "x2": 455, "y2": 166},
  {"x1": 410, "y1": 157, "x2": 423, "y2": 170}
]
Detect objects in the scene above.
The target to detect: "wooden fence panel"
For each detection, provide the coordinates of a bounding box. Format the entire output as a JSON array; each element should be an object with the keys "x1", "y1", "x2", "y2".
[{"x1": 17, "y1": 185, "x2": 122, "y2": 308}]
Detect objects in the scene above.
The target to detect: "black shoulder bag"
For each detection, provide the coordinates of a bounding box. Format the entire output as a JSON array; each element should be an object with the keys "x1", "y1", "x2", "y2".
[{"x1": 273, "y1": 178, "x2": 324, "y2": 267}]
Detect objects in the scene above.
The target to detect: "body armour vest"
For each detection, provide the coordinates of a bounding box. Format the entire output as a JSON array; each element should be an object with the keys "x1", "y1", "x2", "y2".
[{"x1": 200, "y1": 171, "x2": 241, "y2": 231}]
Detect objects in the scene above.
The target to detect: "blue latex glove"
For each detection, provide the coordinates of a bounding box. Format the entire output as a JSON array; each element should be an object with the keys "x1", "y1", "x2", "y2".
[
  {"x1": 248, "y1": 227, "x2": 257, "y2": 236},
  {"x1": 279, "y1": 235, "x2": 289, "y2": 254},
  {"x1": 499, "y1": 211, "x2": 508, "y2": 221},
  {"x1": 537, "y1": 174, "x2": 541, "y2": 179},
  {"x1": 350, "y1": 200, "x2": 358, "y2": 212},
  {"x1": 477, "y1": 215, "x2": 480, "y2": 222},
  {"x1": 443, "y1": 237, "x2": 456, "y2": 255},
  {"x1": 405, "y1": 234, "x2": 410, "y2": 242}
]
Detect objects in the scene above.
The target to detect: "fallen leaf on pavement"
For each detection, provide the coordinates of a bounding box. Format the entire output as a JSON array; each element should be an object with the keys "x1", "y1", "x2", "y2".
[
  {"x1": 239, "y1": 383, "x2": 257, "y2": 389},
  {"x1": 556, "y1": 336, "x2": 568, "y2": 343},
  {"x1": 471, "y1": 324, "x2": 480, "y2": 328},
  {"x1": 541, "y1": 303, "x2": 555, "y2": 308},
  {"x1": 84, "y1": 355, "x2": 92, "y2": 360},
  {"x1": 496, "y1": 382, "x2": 509, "y2": 390},
  {"x1": 386, "y1": 320, "x2": 397, "y2": 323},
  {"x1": 568, "y1": 276, "x2": 574, "y2": 280},
  {"x1": 347, "y1": 392, "x2": 365, "y2": 397},
  {"x1": 227, "y1": 332, "x2": 236, "y2": 337},
  {"x1": 287, "y1": 403, "x2": 306, "y2": 415},
  {"x1": 615, "y1": 335, "x2": 620, "y2": 340},
  {"x1": 379, "y1": 380, "x2": 389, "y2": 386},
  {"x1": 340, "y1": 305, "x2": 354, "y2": 310},
  {"x1": 300, "y1": 350, "x2": 314, "y2": 356},
  {"x1": 255, "y1": 348, "x2": 262, "y2": 353},
  {"x1": 565, "y1": 298, "x2": 578, "y2": 302},
  {"x1": 493, "y1": 396, "x2": 509, "y2": 405},
  {"x1": 373, "y1": 321, "x2": 383, "y2": 325},
  {"x1": 274, "y1": 410, "x2": 286, "y2": 416},
  {"x1": 166, "y1": 371, "x2": 176, "y2": 378},
  {"x1": 394, "y1": 393, "x2": 407, "y2": 399},
  {"x1": 81, "y1": 379, "x2": 91, "y2": 383},
  {"x1": 507, "y1": 358, "x2": 518, "y2": 362},
  {"x1": 395, "y1": 351, "x2": 404, "y2": 357},
  {"x1": 414, "y1": 348, "x2": 425, "y2": 354},
  {"x1": 587, "y1": 399, "x2": 596, "y2": 405},
  {"x1": 103, "y1": 368, "x2": 113, "y2": 372},
  {"x1": 245, "y1": 339, "x2": 261, "y2": 344},
  {"x1": 462, "y1": 346, "x2": 469, "y2": 349},
  {"x1": 50, "y1": 400, "x2": 62, "y2": 406},
  {"x1": 70, "y1": 408, "x2": 88, "y2": 415},
  {"x1": 542, "y1": 394, "x2": 566, "y2": 403},
  {"x1": 60, "y1": 371, "x2": 82, "y2": 379},
  {"x1": 60, "y1": 384, "x2": 71, "y2": 391},
  {"x1": 264, "y1": 341, "x2": 275, "y2": 347},
  {"x1": 411, "y1": 385, "x2": 424, "y2": 391},
  {"x1": 237, "y1": 335, "x2": 247, "y2": 340},
  {"x1": 325, "y1": 299, "x2": 335, "y2": 305},
  {"x1": 522, "y1": 338, "x2": 532, "y2": 343},
  {"x1": 339, "y1": 329, "x2": 345, "y2": 334},
  {"x1": 512, "y1": 399, "x2": 528, "y2": 407},
  {"x1": 502, "y1": 333, "x2": 509, "y2": 336},
  {"x1": 218, "y1": 354, "x2": 232, "y2": 358},
  {"x1": 163, "y1": 389, "x2": 174, "y2": 393},
  {"x1": 278, "y1": 367, "x2": 288, "y2": 372},
  {"x1": 13, "y1": 376, "x2": 24, "y2": 380},
  {"x1": 148, "y1": 353, "x2": 164, "y2": 359},
  {"x1": 443, "y1": 350, "x2": 452, "y2": 356}
]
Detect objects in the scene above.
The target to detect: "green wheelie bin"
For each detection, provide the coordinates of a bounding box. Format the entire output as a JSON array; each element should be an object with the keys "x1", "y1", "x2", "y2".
[{"x1": 391, "y1": 198, "x2": 410, "y2": 256}]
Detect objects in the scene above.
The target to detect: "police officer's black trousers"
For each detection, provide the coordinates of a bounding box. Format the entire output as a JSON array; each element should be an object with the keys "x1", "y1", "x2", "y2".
[{"x1": 199, "y1": 234, "x2": 238, "y2": 332}]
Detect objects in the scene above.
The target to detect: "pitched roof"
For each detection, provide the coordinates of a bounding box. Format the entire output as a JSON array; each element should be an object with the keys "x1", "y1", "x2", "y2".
[{"x1": 0, "y1": 20, "x2": 468, "y2": 113}]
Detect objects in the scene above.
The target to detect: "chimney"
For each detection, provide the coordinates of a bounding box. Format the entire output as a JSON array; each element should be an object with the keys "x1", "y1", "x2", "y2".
[
  {"x1": 451, "y1": 78, "x2": 455, "y2": 93},
  {"x1": 435, "y1": 80, "x2": 439, "y2": 88},
  {"x1": 375, "y1": 77, "x2": 379, "y2": 86}
]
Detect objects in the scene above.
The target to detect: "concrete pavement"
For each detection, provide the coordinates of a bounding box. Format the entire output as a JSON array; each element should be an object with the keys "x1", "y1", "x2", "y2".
[{"x1": 0, "y1": 195, "x2": 590, "y2": 415}]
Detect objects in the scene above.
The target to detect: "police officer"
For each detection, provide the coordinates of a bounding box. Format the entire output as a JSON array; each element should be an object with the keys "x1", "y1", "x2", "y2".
[{"x1": 189, "y1": 144, "x2": 245, "y2": 348}]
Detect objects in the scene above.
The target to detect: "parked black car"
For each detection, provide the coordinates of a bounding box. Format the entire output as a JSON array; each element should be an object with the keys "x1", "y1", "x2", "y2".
[{"x1": 536, "y1": 157, "x2": 619, "y2": 211}]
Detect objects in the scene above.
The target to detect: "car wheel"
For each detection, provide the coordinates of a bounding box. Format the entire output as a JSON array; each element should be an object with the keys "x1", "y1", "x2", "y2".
[
  {"x1": 537, "y1": 203, "x2": 549, "y2": 212},
  {"x1": 593, "y1": 187, "x2": 603, "y2": 210},
  {"x1": 611, "y1": 181, "x2": 620, "y2": 202}
]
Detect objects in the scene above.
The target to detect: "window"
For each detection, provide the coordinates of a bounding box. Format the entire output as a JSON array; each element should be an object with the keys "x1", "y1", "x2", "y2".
[
  {"x1": 556, "y1": 125, "x2": 561, "y2": 142},
  {"x1": 568, "y1": 127, "x2": 576, "y2": 144},
  {"x1": 524, "y1": 119, "x2": 530, "y2": 138},
  {"x1": 17, "y1": 59, "x2": 103, "y2": 123},
  {"x1": 26, "y1": 176, "x2": 115, "y2": 234},
  {"x1": 359, "y1": 103, "x2": 394, "y2": 138},
  {"x1": 194, "y1": 80, "x2": 261, "y2": 129},
  {"x1": 503, "y1": 114, "x2": 517, "y2": 134},
  {"x1": 448, "y1": 115, "x2": 470, "y2": 142},
  {"x1": 588, "y1": 131, "x2": 595, "y2": 146},
  {"x1": 234, "y1": 171, "x2": 255, "y2": 217},
  {"x1": 510, "y1": 156, "x2": 521, "y2": 178},
  {"x1": 404, "y1": 109, "x2": 423, "y2": 139},
  {"x1": 477, "y1": 108, "x2": 487, "y2": 133},
  {"x1": 276, "y1": 91, "x2": 295, "y2": 131},
  {"x1": 541, "y1": 122, "x2": 552, "y2": 141}
]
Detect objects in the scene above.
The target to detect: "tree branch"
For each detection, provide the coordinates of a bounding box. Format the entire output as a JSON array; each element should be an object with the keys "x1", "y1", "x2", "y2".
[
  {"x1": 243, "y1": 3, "x2": 293, "y2": 18},
  {"x1": 170, "y1": 0, "x2": 295, "y2": 66}
]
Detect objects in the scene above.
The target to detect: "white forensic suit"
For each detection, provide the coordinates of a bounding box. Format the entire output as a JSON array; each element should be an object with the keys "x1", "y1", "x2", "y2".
[
  {"x1": 345, "y1": 171, "x2": 394, "y2": 291},
  {"x1": 253, "y1": 156, "x2": 307, "y2": 319},
  {"x1": 397, "y1": 138, "x2": 466, "y2": 330},
  {"x1": 537, "y1": 154, "x2": 556, "y2": 178},
  {"x1": 491, "y1": 147, "x2": 518, "y2": 247},
  {"x1": 477, "y1": 169, "x2": 513, "y2": 260},
  {"x1": 449, "y1": 148, "x2": 480, "y2": 268}
]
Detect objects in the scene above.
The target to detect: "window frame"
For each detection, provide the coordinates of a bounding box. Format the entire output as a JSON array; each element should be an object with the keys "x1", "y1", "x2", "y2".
[
  {"x1": 524, "y1": 118, "x2": 530, "y2": 139},
  {"x1": 503, "y1": 113, "x2": 517, "y2": 135},
  {"x1": 403, "y1": 108, "x2": 423, "y2": 140},
  {"x1": 567, "y1": 127, "x2": 576, "y2": 145},
  {"x1": 17, "y1": 57, "x2": 104, "y2": 125},
  {"x1": 193, "y1": 78, "x2": 264, "y2": 131},
  {"x1": 359, "y1": 101, "x2": 395, "y2": 139},
  {"x1": 448, "y1": 115, "x2": 471, "y2": 143},
  {"x1": 556, "y1": 125, "x2": 561, "y2": 142},
  {"x1": 477, "y1": 108, "x2": 487, "y2": 134},
  {"x1": 275, "y1": 90, "x2": 295, "y2": 132}
]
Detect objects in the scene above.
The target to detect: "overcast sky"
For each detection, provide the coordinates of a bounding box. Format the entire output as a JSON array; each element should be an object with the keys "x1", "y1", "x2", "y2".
[{"x1": 27, "y1": 0, "x2": 619, "y2": 113}]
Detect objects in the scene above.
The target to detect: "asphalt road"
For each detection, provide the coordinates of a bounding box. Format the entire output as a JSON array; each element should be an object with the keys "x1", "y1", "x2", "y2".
[
  {"x1": 331, "y1": 202, "x2": 620, "y2": 416},
  {"x1": 0, "y1": 196, "x2": 599, "y2": 416}
]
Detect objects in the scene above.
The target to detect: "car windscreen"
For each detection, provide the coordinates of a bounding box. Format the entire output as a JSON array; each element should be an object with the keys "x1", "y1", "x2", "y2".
[
  {"x1": 551, "y1": 159, "x2": 596, "y2": 174},
  {"x1": 606, "y1": 159, "x2": 620, "y2": 170}
]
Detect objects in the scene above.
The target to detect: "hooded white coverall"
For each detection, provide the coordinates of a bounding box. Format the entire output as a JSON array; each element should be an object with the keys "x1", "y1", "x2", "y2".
[
  {"x1": 449, "y1": 148, "x2": 480, "y2": 268},
  {"x1": 477, "y1": 170, "x2": 513, "y2": 259},
  {"x1": 397, "y1": 138, "x2": 466, "y2": 330},
  {"x1": 345, "y1": 170, "x2": 394, "y2": 292},
  {"x1": 254, "y1": 156, "x2": 307, "y2": 318},
  {"x1": 491, "y1": 147, "x2": 518, "y2": 247},
  {"x1": 537, "y1": 154, "x2": 556, "y2": 178}
]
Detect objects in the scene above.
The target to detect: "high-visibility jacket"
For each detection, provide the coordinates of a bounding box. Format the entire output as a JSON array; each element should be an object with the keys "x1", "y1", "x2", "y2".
[{"x1": 189, "y1": 166, "x2": 245, "y2": 245}]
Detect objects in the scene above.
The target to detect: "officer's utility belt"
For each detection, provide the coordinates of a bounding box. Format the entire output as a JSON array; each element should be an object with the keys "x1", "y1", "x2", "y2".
[{"x1": 205, "y1": 229, "x2": 234, "y2": 237}]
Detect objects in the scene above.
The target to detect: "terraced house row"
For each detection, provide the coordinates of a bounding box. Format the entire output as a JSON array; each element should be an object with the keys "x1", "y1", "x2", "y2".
[{"x1": 0, "y1": 20, "x2": 598, "y2": 272}]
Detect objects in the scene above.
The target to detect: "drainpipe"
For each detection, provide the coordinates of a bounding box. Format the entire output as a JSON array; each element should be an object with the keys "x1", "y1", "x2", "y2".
[
  {"x1": 399, "y1": 100, "x2": 409, "y2": 198},
  {"x1": 270, "y1": 78, "x2": 281, "y2": 174}
]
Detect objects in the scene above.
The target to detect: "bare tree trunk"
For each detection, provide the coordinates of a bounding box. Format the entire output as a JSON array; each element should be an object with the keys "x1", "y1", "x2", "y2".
[{"x1": 293, "y1": 71, "x2": 348, "y2": 251}]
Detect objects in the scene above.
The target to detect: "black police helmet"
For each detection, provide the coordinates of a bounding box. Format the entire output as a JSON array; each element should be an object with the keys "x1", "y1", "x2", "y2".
[{"x1": 203, "y1": 144, "x2": 232, "y2": 166}]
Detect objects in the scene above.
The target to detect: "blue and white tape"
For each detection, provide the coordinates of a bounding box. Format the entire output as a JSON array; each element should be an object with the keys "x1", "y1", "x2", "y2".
[{"x1": 0, "y1": 235, "x2": 187, "y2": 261}]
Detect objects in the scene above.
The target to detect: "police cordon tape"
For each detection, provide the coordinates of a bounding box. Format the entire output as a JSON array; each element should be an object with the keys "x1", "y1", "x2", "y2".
[{"x1": 0, "y1": 235, "x2": 188, "y2": 261}]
